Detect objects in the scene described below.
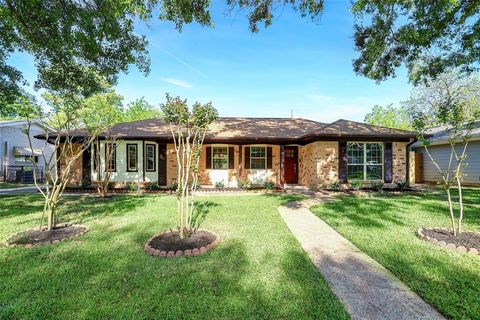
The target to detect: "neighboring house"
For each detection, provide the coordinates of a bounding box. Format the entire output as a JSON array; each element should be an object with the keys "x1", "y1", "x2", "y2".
[
  {"x1": 43, "y1": 117, "x2": 417, "y2": 189},
  {"x1": 0, "y1": 119, "x2": 55, "y2": 183},
  {"x1": 412, "y1": 121, "x2": 480, "y2": 185}
]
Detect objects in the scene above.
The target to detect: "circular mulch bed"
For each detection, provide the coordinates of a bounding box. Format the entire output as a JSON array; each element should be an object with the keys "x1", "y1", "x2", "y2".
[
  {"x1": 144, "y1": 230, "x2": 220, "y2": 258},
  {"x1": 5, "y1": 224, "x2": 88, "y2": 248},
  {"x1": 417, "y1": 228, "x2": 480, "y2": 255}
]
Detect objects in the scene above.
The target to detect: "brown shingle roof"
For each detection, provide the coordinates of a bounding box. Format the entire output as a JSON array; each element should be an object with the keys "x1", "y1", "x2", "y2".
[
  {"x1": 310, "y1": 119, "x2": 416, "y2": 138},
  {"x1": 40, "y1": 117, "x2": 416, "y2": 142}
]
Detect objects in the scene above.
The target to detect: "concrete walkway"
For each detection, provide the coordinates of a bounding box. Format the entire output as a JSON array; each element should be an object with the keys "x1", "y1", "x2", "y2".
[
  {"x1": 279, "y1": 191, "x2": 445, "y2": 320},
  {"x1": 0, "y1": 186, "x2": 42, "y2": 195}
]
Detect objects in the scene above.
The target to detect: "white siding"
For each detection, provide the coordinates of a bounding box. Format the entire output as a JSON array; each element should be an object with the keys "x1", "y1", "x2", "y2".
[
  {"x1": 0, "y1": 123, "x2": 55, "y2": 179},
  {"x1": 91, "y1": 140, "x2": 158, "y2": 183},
  {"x1": 415, "y1": 141, "x2": 480, "y2": 184}
]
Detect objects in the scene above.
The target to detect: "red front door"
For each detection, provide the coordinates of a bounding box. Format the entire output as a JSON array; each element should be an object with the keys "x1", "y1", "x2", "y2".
[{"x1": 284, "y1": 146, "x2": 298, "y2": 184}]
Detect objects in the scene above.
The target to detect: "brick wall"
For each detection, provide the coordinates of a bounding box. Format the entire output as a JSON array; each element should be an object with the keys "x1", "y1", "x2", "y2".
[
  {"x1": 298, "y1": 141, "x2": 338, "y2": 189},
  {"x1": 392, "y1": 141, "x2": 408, "y2": 182}
]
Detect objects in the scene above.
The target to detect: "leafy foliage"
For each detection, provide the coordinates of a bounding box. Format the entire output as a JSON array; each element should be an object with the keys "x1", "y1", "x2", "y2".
[
  {"x1": 370, "y1": 181, "x2": 384, "y2": 191},
  {"x1": 0, "y1": 1, "x2": 153, "y2": 97},
  {"x1": 364, "y1": 104, "x2": 412, "y2": 130},
  {"x1": 328, "y1": 180, "x2": 341, "y2": 191},
  {"x1": 0, "y1": 1, "x2": 325, "y2": 101},
  {"x1": 161, "y1": 94, "x2": 218, "y2": 237},
  {"x1": 405, "y1": 71, "x2": 480, "y2": 235},
  {"x1": 215, "y1": 181, "x2": 225, "y2": 190},
  {"x1": 123, "y1": 97, "x2": 161, "y2": 122},
  {"x1": 263, "y1": 181, "x2": 275, "y2": 190},
  {"x1": 352, "y1": 1, "x2": 480, "y2": 83}
]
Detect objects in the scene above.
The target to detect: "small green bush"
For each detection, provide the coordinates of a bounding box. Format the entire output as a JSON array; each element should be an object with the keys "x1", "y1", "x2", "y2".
[
  {"x1": 107, "y1": 182, "x2": 115, "y2": 190},
  {"x1": 126, "y1": 182, "x2": 139, "y2": 191},
  {"x1": 371, "y1": 181, "x2": 384, "y2": 191},
  {"x1": 145, "y1": 183, "x2": 161, "y2": 191},
  {"x1": 395, "y1": 179, "x2": 408, "y2": 190},
  {"x1": 328, "y1": 180, "x2": 341, "y2": 191},
  {"x1": 169, "y1": 182, "x2": 178, "y2": 191},
  {"x1": 81, "y1": 179, "x2": 91, "y2": 189},
  {"x1": 350, "y1": 181, "x2": 362, "y2": 191},
  {"x1": 237, "y1": 178, "x2": 248, "y2": 189},
  {"x1": 189, "y1": 181, "x2": 201, "y2": 191},
  {"x1": 263, "y1": 181, "x2": 275, "y2": 190},
  {"x1": 215, "y1": 180, "x2": 225, "y2": 190}
]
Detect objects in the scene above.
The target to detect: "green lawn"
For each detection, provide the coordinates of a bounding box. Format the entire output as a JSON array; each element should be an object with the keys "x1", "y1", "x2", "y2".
[
  {"x1": 311, "y1": 188, "x2": 480, "y2": 320},
  {"x1": 0, "y1": 183, "x2": 32, "y2": 189},
  {"x1": 0, "y1": 193, "x2": 348, "y2": 320}
]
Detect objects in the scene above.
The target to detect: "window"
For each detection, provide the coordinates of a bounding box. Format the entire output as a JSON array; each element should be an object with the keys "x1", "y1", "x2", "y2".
[
  {"x1": 250, "y1": 146, "x2": 266, "y2": 169},
  {"x1": 146, "y1": 144, "x2": 156, "y2": 172},
  {"x1": 126, "y1": 144, "x2": 137, "y2": 172},
  {"x1": 14, "y1": 156, "x2": 38, "y2": 163},
  {"x1": 347, "y1": 142, "x2": 383, "y2": 181},
  {"x1": 212, "y1": 147, "x2": 228, "y2": 169},
  {"x1": 105, "y1": 143, "x2": 116, "y2": 172}
]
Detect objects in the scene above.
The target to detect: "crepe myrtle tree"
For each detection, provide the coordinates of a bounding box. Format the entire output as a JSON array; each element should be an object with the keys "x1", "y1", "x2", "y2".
[
  {"x1": 81, "y1": 90, "x2": 124, "y2": 197},
  {"x1": 405, "y1": 71, "x2": 480, "y2": 236},
  {"x1": 161, "y1": 94, "x2": 218, "y2": 238},
  {"x1": 22, "y1": 93, "x2": 95, "y2": 230}
]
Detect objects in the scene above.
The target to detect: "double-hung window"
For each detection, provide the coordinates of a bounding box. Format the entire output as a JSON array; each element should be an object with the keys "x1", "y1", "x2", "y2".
[
  {"x1": 146, "y1": 144, "x2": 156, "y2": 171},
  {"x1": 347, "y1": 142, "x2": 383, "y2": 181},
  {"x1": 250, "y1": 146, "x2": 266, "y2": 169},
  {"x1": 126, "y1": 144, "x2": 137, "y2": 172},
  {"x1": 212, "y1": 147, "x2": 228, "y2": 169},
  {"x1": 106, "y1": 143, "x2": 117, "y2": 172}
]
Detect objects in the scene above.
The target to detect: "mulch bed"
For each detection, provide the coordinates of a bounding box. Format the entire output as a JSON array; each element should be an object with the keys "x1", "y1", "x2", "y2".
[
  {"x1": 5, "y1": 224, "x2": 88, "y2": 248},
  {"x1": 417, "y1": 228, "x2": 480, "y2": 255},
  {"x1": 144, "y1": 230, "x2": 220, "y2": 258}
]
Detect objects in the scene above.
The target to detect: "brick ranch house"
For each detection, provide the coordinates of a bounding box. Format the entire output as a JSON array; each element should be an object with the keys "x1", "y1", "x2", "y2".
[{"x1": 47, "y1": 117, "x2": 417, "y2": 189}]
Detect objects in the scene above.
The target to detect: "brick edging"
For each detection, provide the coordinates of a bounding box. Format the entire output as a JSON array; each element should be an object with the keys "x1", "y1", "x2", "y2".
[
  {"x1": 417, "y1": 228, "x2": 480, "y2": 255},
  {"x1": 144, "y1": 230, "x2": 220, "y2": 258},
  {"x1": 4, "y1": 223, "x2": 89, "y2": 248}
]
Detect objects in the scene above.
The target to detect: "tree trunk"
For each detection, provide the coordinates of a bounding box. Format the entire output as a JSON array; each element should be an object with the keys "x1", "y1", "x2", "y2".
[{"x1": 446, "y1": 188, "x2": 457, "y2": 236}]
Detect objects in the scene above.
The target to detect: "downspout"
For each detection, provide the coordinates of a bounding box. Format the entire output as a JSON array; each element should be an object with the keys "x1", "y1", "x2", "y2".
[{"x1": 406, "y1": 138, "x2": 417, "y2": 187}]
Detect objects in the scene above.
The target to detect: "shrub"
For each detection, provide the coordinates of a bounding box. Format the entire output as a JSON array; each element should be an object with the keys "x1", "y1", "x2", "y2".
[
  {"x1": 215, "y1": 180, "x2": 225, "y2": 190},
  {"x1": 237, "y1": 178, "x2": 248, "y2": 189},
  {"x1": 350, "y1": 181, "x2": 362, "y2": 191},
  {"x1": 145, "y1": 183, "x2": 161, "y2": 191},
  {"x1": 169, "y1": 182, "x2": 178, "y2": 191},
  {"x1": 81, "y1": 179, "x2": 91, "y2": 189},
  {"x1": 371, "y1": 181, "x2": 384, "y2": 191},
  {"x1": 263, "y1": 181, "x2": 275, "y2": 190},
  {"x1": 395, "y1": 179, "x2": 408, "y2": 190},
  {"x1": 189, "y1": 181, "x2": 201, "y2": 191},
  {"x1": 328, "y1": 180, "x2": 341, "y2": 191},
  {"x1": 107, "y1": 182, "x2": 115, "y2": 190},
  {"x1": 126, "y1": 182, "x2": 139, "y2": 191}
]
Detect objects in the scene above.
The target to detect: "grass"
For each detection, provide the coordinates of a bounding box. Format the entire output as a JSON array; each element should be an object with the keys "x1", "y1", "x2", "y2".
[
  {"x1": 0, "y1": 193, "x2": 348, "y2": 320},
  {"x1": 0, "y1": 183, "x2": 32, "y2": 189},
  {"x1": 311, "y1": 188, "x2": 480, "y2": 320}
]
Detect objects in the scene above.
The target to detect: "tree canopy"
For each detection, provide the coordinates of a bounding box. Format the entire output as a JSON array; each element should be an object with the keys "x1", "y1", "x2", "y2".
[
  {"x1": 0, "y1": 0, "x2": 324, "y2": 103},
  {"x1": 123, "y1": 97, "x2": 161, "y2": 122},
  {"x1": 364, "y1": 104, "x2": 412, "y2": 130},
  {"x1": 352, "y1": 1, "x2": 480, "y2": 84}
]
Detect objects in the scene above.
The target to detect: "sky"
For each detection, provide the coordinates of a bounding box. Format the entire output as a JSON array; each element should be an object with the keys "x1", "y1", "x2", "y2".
[{"x1": 9, "y1": 1, "x2": 413, "y2": 123}]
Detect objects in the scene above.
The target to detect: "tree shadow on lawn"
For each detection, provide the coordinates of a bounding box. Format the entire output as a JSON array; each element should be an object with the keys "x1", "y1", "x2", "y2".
[
  {"x1": 0, "y1": 194, "x2": 48, "y2": 218},
  {"x1": 369, "y1": 240, "x2": 480, "y2": 320},
  {"x1": 318, "y1": 194, "x2": 407, "y2": 229},
  {"x1": 191, "y1": 200, "x2": 219, "y2": 230},
  {"x1": 262, "y1": 193, "x2": 307, "y2": 205},
  {"x1": 318, "y1": 190, "x2": 480, "y2": 230},
  {"x1": 0, "y1": 237, "x2": 346, "y2": 319}
]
